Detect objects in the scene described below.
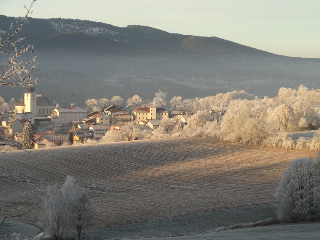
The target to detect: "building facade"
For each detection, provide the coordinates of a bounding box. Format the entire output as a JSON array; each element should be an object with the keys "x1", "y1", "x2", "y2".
[
  {"x1": 15, "y1": 84, "x2": 56, "y2": 118},
  {"x1": 133, "y1": 107, "x2": 168, "y2": 124},
  {"x1": 51, "y1": 106, "x2": 87, "y2": 124}
]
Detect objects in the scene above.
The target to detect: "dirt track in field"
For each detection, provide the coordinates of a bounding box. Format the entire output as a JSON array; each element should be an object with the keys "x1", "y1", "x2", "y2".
[{"x1": 0, "y1": 139, "x2": 316, "y2": 228}]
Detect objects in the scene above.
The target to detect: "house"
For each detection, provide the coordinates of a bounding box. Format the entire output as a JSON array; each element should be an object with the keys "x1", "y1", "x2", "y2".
[
  {"x1": 96, "y1": 113, "x2": 111, "y2": 125},
  {"x1": 34, "y1": 133, "x2": 52, "y2": 149},
  {"x1": 146, "y1": 120, "x2": 162, "y2": 130},
  {"x1": 14, "y1": 132, "x2": 23, "y2": 142},
  {"x1": 3, "y1": 118, "x2": 24, "y2": 137},
  {"x1": 35, "y1": 142, "x2": 47, "y2": 149},
  {"x1": 89, "y1": 124, "x2": 110, "y2": 135},
  {"x1": 15, "y1": 84, "x2": 55, "y2": 117},
  {"x1": 111, "y1": 111, "x2": 133, "y2": 125},
  {"x1": 82, "y1": 112, "x2": 102, "y2": 124},
  {"x1": 15, "y1": 112, "x2": 35, "y2": 124},
  {"x1": 73, "y1": 130, "x2": 93, "y2": 144},
  {"x1": 133, "y1": 107, "x2": 168, "y2": 124},
  {"x1": 76, "y1": 123, "x2": 89, "y2": 130},
  {"x1": 104, "y1": 104, "x2": 122, "y2": 114},
  {"x1": 51, "y1": 106, "x2": 87, "y2": 124}
]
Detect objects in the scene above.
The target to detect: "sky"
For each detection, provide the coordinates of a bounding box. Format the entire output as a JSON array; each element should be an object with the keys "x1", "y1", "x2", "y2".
[{"x1": 1, "y1": 0, "x2": 319, "y2": 58}]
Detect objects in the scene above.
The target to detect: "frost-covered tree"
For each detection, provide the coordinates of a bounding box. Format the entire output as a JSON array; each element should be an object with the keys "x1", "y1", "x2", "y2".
[
  {"x1": 22, "y1": 121, "x2": 34, "y2": 149},
  {"x1": 111, "y1": 96, "x2": 123, "y2": 107},
  {"x1": 61, "y1": 176, "x2": 94, "y2": 240},
  {"x1": 42, "y1": 176, "x2": 94, "y2": 240},
  {"x1": 275, "y1": 158, "x2": 319, "y2": 222},
  {"x1": 0, "y1": 97, "x2": 10, "y2": 113},
  {"x1": 271, "y1": 104, "x2": 295, "y2": 132},
  {"x1": 151, "y1": 91, "x2": 166, "y2": 107},
  {"x1": 126, "y1": 95, "x2": 142, "y2": 109},
  {"x1": 170, "y1": 96, "x2": 183, "y2": 110},
  {"x1": 85, "y1": 99, "x2": 99, "y2": 112},
  {"x1": 182, "y1": 99, "x2": 195, "y2": 111},
  {"x1": 121, "y1": 123, "x2": 151, "y2": 141},
  {"x1": 101, "y1": 131, "x2": 127, "y2": 143},
  {"x1": 153, "y1": 118, "x2": 177, "y2": 138},
  {"x1": 99, "y1": 98, "x2": 109, "y2": 108},
  {"x1": 0, "y1": 0, "x2": 38, "y2": 86},
  {"x1": 67, "y1": 190, "x2": 95, "y2": 240},
  {"x1": 42, "y1": 185, "x2": 66, "y2": 239}
]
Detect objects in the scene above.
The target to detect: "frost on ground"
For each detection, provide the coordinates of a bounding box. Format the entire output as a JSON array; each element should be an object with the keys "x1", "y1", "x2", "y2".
[
  {"x1": 139, "y1": 223, "x2": 320, "y2": 240},
  {"x1": 0, "y1": 220, "x2": 39, "y2": 239},
  {"x1": 0, "y1": 139, "x2": 316, "y2": 232}
]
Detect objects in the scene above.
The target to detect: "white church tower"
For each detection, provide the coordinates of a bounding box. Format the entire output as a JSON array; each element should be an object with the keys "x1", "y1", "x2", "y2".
[{"x1": 24, "y1": 84, "x2": 37, "y2": 115}]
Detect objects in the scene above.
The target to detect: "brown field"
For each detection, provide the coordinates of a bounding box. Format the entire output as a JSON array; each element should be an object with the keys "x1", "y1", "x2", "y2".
[{"x1": 0, "y1": 138, "x2": 317, "y2": 228}]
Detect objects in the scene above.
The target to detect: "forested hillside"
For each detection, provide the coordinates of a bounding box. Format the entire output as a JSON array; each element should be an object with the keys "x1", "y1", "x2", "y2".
[{"x1": 0, "y1": 15, "x2": 319, "y2": 107}]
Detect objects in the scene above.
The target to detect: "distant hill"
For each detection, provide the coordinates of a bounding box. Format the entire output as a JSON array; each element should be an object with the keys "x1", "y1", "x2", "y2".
[{"x1": 0, "y1": 15, "x2": 319, "y2": 106}]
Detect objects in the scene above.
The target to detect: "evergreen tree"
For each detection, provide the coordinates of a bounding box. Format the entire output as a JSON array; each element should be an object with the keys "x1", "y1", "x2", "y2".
[{"x1": 22, "y1": 121, "x2": 35, "y2": 149}]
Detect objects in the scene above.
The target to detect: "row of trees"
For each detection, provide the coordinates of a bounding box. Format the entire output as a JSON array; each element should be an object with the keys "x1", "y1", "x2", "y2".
[{"x1": 85, "y1": 91, "x2": 167, "y2": 112}]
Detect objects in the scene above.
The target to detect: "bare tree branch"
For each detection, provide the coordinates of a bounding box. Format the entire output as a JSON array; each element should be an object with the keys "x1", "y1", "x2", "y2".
[{"x1": 0, "y1": 0, "x2": 38, "y2": 86}]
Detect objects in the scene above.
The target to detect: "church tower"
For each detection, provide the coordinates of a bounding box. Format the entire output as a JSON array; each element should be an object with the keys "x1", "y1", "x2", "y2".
[{"x1": 24, "y1": 84, "x2": 37, "y2": 115}]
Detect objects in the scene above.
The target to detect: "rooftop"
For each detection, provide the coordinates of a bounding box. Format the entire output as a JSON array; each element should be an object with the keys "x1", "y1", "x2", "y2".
[
  {"x1": 57, "y1": 106, "x2": 87, "y2": 113},
  {"x1": 37, "y1": 95, "x2": 56, "y2": 106},
  {"x1": 90, "y1": 124, "x2": 110, "y2": 130},
  {"x1": 133, "y1": 107, "x2": 150, "y2": 113}
]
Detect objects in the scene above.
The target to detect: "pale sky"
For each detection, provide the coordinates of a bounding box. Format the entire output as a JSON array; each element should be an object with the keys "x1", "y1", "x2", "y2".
[{"x1": 1, "y1": 0, "x2": 319, "y2": 58}]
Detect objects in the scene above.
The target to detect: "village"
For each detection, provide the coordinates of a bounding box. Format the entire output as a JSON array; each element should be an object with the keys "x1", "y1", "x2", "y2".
[{"x1": 0, "y1": 84, "x2": 217, "y2": 149}]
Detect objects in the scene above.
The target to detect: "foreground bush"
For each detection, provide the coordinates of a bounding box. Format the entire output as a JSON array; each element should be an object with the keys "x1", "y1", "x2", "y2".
[{"x1": 275, "y1": 155, "x2": 320, "y2": 222}]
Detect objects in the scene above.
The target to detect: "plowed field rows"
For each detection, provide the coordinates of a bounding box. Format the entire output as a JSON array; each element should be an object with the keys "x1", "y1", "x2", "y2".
[{"x1": 0, "y1": 139, "x2": 316, "y2": 227}]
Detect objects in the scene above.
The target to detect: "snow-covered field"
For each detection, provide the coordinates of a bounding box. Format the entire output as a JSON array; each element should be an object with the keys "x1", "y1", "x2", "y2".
[
  {"x1": 0, "y1": 139, "x2": 316, "y2": 235},
  {"x1": 139, "y1": 223, "x2": 320, "y2": 240}
]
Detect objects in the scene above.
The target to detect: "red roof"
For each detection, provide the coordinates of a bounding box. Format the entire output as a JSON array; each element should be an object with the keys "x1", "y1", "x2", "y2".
[{"x1": 133, "y1": 107, "x2": 150, "y2": 113}]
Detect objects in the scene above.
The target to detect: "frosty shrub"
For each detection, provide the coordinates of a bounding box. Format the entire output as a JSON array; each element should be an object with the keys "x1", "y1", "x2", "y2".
[
  {"x1": 183, "y1": 111, "x2": 215, "y2": 138},
  {"x1": 309, "y1": 134, "x2": 320, "y2": 151},
  {"x1": 84, "y1": 139, "x2": 99, "y2": 145},
  {"x1": 0, "y1": 145, "x2": 16, "y2": 152},
  {"x1": 122, "y1": 123, "x2": 151, "y2": 141},
  {"x1": 275, "y1": 157, "x2": 320, "y2": 222},
  {"x1": 295, "y1": 137, "x2": 310, "y2": 150},
  {"x1": 101, "y1": 131, "x2": 127, "y2": 143},
  {"x1": 61, "y1": 141, "x2": 71, "y2": 147},
  {"x1": 45, "y1": 142, "x2": 57, "y2": 148},
  {"x1": 42, "y1": 176, "x2": 94, "y2": 240},
  {"x1": 153, "y1": 118, "x2": 178, "y2": 138}
]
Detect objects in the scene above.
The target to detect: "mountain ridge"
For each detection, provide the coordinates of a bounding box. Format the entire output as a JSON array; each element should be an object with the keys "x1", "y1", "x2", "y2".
[{"x1": 0, "y1": 15, "x2": 319, "y2": 107}]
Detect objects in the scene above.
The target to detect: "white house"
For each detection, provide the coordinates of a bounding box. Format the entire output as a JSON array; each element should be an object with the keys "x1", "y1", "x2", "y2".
[
  {"x1": 51, "y1": 106, "x2": 87, "y2": 124},
  {"x1": 133, "y1": 107, "x2": 168, "y2": 124},
  {"x1": 15, "y1": 84, "x2": 56, "y2": 117}
]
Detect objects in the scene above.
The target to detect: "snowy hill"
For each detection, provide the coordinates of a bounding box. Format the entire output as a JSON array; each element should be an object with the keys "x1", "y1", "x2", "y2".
[{"x1": 0, "y1": 15, "x2": 320, "y2": 106}]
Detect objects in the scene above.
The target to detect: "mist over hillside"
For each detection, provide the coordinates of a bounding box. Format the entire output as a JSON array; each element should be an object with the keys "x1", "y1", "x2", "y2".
[{"x1": 0, "y1": 15, "x2": 319, "y2": 107}]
